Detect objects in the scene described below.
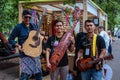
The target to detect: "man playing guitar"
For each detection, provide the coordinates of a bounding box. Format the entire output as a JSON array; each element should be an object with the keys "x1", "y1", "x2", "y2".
[
  {"x1": 76, "y1": 20, "x2": 106, "y2": 80},
  {"x1": 8, "y1": 10, "x2": 43, "y2": 80}
]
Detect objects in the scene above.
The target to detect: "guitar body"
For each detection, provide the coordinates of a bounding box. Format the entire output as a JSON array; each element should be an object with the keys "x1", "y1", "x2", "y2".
[
  {"x1": 77, "y1": 55, "x2": 113, "y2": 72},
  {"x1": 77, "y1": 58, "x2": 93, "y2": 72},
  {"x1": 23, "y1": 30, "x2": 43, "y2": 57}
]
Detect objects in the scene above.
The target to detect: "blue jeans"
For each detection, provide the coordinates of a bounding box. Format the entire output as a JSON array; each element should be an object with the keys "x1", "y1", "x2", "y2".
[
  {"x1": 81, "y1": 69, "x2": 102, "y2": 80},
  {"x1": 108, "y1": 44, "x2": 112, "y2": 54},
  {"x1": 20, "y1": 73, "x2": 42, "y2": 80}
]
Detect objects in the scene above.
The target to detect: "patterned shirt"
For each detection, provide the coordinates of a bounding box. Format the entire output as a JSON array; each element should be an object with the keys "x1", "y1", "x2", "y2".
[{"x1": 21, "y1": 56, "x2": 41, "y2": 74}]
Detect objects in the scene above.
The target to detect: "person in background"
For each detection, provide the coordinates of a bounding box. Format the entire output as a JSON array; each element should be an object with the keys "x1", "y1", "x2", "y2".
[
  {"x1": 118, "y1": 31, "x2": 120, "y2": 38},
  {"x1": 98, "y1": 27, "x2": 113, "y2": 80},
  {"x1": 98, "y1": 26, "x2": 110, "y2": 55},
  {"x1": 76, "y1": 20, "x2": 106, "y2": 80},
  {"x1": 73, "y1": 32, "x2": 86, "y2": 80},
  {"x1": 41, "y1": 31, "x2": 49, "y2": 58},
  {"x1": 40, "y1": 31, "x2": 49, "y2": 76},
  {"x1": 46, "y1": 19, "x2": 75, "y2": 80},
  {"x1": 8, "y1": 10, "x2": 42, "y2": 80},
  {"x1": 107, "y1": 30, "x2": 114, "y2": 55}
]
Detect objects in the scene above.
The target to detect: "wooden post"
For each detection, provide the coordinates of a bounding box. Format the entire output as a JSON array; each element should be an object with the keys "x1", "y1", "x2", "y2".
[
  {"x1": 18, "y1": 2, "x2": 23, "y2": 78},
  {"x1": 18, "y1": 3, "x2": 23, "y2": 23},
  {"x1": 105, "y1": 15, "x2": 108, "y2": 31},
  {"x1": 83, "y1": 0, "x2": 88, "y2": 32}
]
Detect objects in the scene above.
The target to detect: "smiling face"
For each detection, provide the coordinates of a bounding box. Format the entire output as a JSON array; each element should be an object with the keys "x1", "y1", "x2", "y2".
[
  {"x1": 22, "y1": 14, "x2": 31, "y2": 25},
  {"x1": 54, "y1": 21, "x2": 64, "y2": 33},
  {"x1": 84, "y1": 21, "x2": 95, "y2": 33}
]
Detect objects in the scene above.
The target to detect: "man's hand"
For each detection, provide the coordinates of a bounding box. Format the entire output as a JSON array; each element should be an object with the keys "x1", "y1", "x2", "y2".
[
  {"x1": 47, "y1": 61, "x2": 51, "y2": 70},
  {"x1": 40, "y1": 30, "x2": 45, "y2": 36},
  {"x1": 75, "y1": 57, "x2": 80, "y2": 67},
  {"x1": 16, "y1": 44, "x2": 23, "y2": 52},
  {"x1": 69, "y1": 36, "x2": 75, "y2": 44}
]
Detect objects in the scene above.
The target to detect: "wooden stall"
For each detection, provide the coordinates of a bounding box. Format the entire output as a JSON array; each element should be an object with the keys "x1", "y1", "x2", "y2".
[{"x1": 18, "y1": 0, "x2": 108, "y2": 36}]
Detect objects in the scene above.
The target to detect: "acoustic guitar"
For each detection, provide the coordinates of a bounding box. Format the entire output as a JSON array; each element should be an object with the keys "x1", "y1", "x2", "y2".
[
  {"x1": 22, "y1": 8, "x2": 47, "y2": 57},
  {"x1": 77, "y1": 54, "x2": 113, "y2": 72}
]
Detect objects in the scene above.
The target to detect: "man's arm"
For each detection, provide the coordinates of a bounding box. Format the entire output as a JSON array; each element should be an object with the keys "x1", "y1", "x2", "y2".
[
  {"x1": 68, "y1": 36, "x2": 75, "y2": 52},
  {"x1": 8, "y1": 25, "x2": 20, "y2": 46},
  {"x1": 98, "y1": 35, "x2": 106, "y2": 58},
  {"x1": 99, "y1": 48, "x2": 106, "y2": 58},
  {"x1": 46, "y1": 48, "x2": 51, "y2": 68},
  {"x1": 77, "y1": 49, "x2": 84, "y2": 59}
]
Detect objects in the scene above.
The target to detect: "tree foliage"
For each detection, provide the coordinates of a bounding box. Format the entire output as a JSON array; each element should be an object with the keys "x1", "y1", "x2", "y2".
[
  {"x1": 0, "y1": 0, "x2": 18, "y2": 33},
  {"x1": 92, "y1": 0, "x2": 120, "y2": 30},
  {"x1": 1, "y1": 0, "x2": 120, "y2": 33},
  {"x1": 0, "y1": 0, "x2": 75, "y2": 33}
]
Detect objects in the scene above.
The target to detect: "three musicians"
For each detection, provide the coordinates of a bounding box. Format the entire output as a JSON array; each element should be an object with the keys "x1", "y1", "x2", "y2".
[{"x1": 7, "y1": 9, "x2": 108, "y2": 80}]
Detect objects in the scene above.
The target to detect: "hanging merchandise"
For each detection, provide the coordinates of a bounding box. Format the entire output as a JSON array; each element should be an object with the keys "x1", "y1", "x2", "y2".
[{"x1": 30, "y1": 10, "x2": 40, "y2": 25}]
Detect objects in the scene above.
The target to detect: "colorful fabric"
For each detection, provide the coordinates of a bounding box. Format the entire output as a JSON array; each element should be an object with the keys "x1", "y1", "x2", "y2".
[
  {"x1": 46, "y1": 35, "x2": 68, "y2": 67},
  {"x1": 21, "y1": 56, "x2": 42, "y2": 74}
]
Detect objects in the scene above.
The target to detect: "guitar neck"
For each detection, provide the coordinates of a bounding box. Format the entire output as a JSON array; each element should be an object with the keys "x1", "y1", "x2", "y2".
[
  {"x1": 88, "y1": 58, "x2": 103, "y2": 64},
  {"x1": 35, "y1": 15, "x2": 44, "y2": 36},
  {"x1": 35, "y1": 8, "x2": 47, "y2": 36},
  {"x1": 88, "y1": 55, "x2": 112, "y2": 64}
]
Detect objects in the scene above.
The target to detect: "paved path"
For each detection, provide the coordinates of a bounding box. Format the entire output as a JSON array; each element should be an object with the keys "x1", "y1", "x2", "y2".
[
  {"x1": 0, "y1": 39, "x2": 120, "y2": 80},
  {"x1": 107, "y1": 39, "x2": 120, "y2": 80},
  {"x1": 0, "y1": 58, "x2": 19, "y2": 80}
]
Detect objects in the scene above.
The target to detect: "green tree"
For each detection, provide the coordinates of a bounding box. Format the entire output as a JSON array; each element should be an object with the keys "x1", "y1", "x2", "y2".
[
  {"x1": 0, "y1": 0, "x2": 18, "y2": 33},
  {"x1": 93, "y1": 0, "x2": 120, "y2": 30},
  {"x1": 1, "y1": 0, "x2": 120, "y2": 33}
]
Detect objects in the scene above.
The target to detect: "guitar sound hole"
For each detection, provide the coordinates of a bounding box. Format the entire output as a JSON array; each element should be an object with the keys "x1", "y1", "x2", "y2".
[{"x1": 33, "y1": 36, "x2": 38, "y2": 41}]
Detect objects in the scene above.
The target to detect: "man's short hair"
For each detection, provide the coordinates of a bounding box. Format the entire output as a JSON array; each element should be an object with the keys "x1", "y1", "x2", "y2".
[
  {"x1": 22, "y1": 10, "x2": 32, "y2": 16},
  {"x1": 84, "y1": 20, "x2": 94, "y2": 26},
  {"x1": 98, "y1": 26, "x2": 105, "y2": 30},
  {"x1": 54, "y1": 19, "x2": 64, "y2": 26}
]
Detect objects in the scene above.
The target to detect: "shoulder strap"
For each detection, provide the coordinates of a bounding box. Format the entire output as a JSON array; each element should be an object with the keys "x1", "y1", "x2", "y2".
[{"x1": 92, "y1": 34, "x2": 97, "y2": 56}]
